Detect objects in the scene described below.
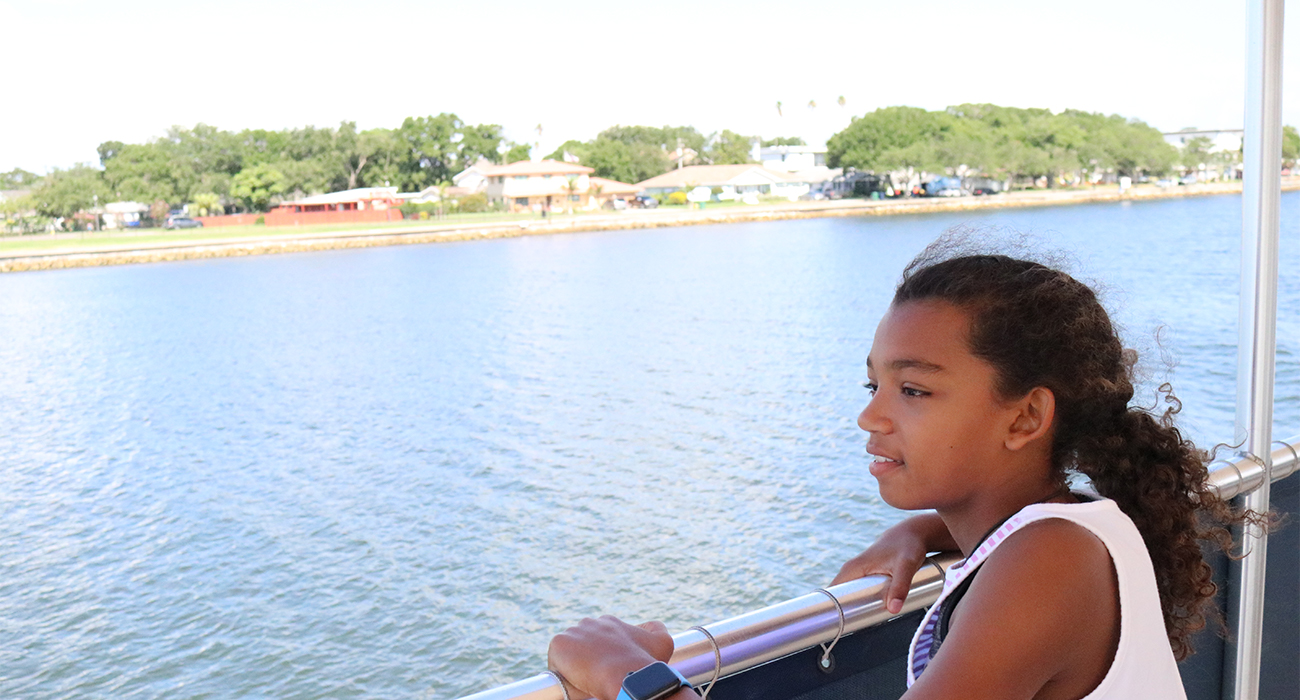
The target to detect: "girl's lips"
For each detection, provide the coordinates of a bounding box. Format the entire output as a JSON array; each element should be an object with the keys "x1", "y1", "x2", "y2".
[{"x1": 867, "y1": 453, "x2": 904, "y2": 477}]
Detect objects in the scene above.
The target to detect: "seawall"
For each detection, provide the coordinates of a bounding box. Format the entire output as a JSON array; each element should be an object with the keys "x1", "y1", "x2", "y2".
[{"x1": 0, "y1": 180, "x2": 1287, "y2": 274}]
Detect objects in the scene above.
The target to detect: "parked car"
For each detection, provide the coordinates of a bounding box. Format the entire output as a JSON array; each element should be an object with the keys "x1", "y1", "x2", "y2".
[
  {"x1": 164, "y1": 217, "x2": 204, "y2": 229},
  {"x1": 602, "y1": 198, "x2": 628, "y2": 210},
  {"x1": 629, "y1": 195, "x2": 658, "y2": 209}
]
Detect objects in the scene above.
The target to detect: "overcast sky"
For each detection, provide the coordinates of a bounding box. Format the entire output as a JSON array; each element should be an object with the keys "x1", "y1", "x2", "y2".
[{"x1": 3, "y1": 0, "x2": 1298, "y2": 174}]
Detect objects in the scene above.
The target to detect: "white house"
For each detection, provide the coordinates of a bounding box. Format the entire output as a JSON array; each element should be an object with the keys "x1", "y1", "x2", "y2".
[
  {"x1": 757, "y1": 145, "x2": 827, "y2": 172},
  {"x1": 452, "y1": 158, "x2": 495, "y2": 193},
  {"x1": 635, "y1": 164, "x2": 810, "y2": 200}
]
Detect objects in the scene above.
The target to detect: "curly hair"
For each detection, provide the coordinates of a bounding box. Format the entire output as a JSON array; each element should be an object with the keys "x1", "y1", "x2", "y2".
[{"x1": 893, "y1": 238, "x2": 1252, "y2": 660}]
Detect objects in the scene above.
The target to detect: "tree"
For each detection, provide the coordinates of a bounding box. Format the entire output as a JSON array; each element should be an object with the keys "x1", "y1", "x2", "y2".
[
  {"x1": 459, "y1": 123, "x2": 507, "y2": 165},
  {"x1": 1181, "y1": 136, "x2": 1213, "y2": 172},
  {"x1": 103, "y1": 142, "x2": 188, "y2": 204},
  {"x1": 546, "y1": 140, "x2": 588, "y2": 162},
  {"x1": 31, "y1": 165, "x2": 109, "y2": 219},
  {"x1": 827, "y1": 106, "x2": 956, "y2": 173},
  {"x1": 97, "y1": 141, "x2": 125, "y2": 167},
  {"x1": 580, "y1": 138, "x2": 668, "y2": 184},
  {"x1": 563, "y1": 176, "x2": 581, "y2": 213},
  {"x1": 504, "y1": 142, "x2": 532, "y2": 163},
  {"x1": 705, "y1": 130, "x2": 755, "y2": 165},
  {"x1": 398, "y1": 113, "x2": 464, "y2": 189},
  {"x1": 190, "y1": 192, "x2": 222, "y2": 216},
  {"x1": 0, "y1": 168, "x2": 41, "y2": 189},
  {"x1": 0, "y1": 190, "x2": 38, "y2": 233},
  {"x1": 761, "y1": 137, "x2": 805, "y2": 147},
  {"x1": 1282, "y1": 126, "x2": 1299, "y2": 168},
  {"x1": 230, "y1": 163, "x2": 287, "y2": 211}
]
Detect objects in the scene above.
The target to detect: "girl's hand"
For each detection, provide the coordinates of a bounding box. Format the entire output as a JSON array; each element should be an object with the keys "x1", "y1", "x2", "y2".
[
  {"x1": 547, "y1": 616, "x2": 675, "y2": 700},
  {"x1": 830, "y1": 513, "x2": 956, "y2": 614}
]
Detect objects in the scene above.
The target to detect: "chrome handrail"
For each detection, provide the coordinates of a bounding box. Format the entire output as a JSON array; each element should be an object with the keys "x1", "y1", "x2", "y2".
[{"x1": 457, "y1": 434, "x2": 1300, "y2": 700}]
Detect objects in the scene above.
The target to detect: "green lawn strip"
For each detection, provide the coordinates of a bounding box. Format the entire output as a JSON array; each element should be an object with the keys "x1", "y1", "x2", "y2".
[{"x1": 0, "y1": 210, "x2": 613, "y2": 255}]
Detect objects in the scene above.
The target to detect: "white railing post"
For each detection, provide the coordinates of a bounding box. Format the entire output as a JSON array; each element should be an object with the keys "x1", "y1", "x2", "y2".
[{"x1": 1233, "y1": 1, "x2": 1284, "y2": 698}]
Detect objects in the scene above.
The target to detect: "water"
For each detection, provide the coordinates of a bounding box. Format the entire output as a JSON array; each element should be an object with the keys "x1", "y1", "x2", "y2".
[{"x1": 1, "y1": 194, "x2": 1297, "y2": 699}]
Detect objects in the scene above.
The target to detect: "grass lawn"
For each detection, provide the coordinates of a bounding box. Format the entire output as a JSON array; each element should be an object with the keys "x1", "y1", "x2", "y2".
[{"x1": 0, "y1": 209, "x2": 612, "y2": 255}]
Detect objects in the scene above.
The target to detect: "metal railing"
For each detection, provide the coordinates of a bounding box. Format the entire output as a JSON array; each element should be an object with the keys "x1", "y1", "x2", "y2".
[{"x1": 458, "y1": 434, "x2": 1300, "y2": 700}]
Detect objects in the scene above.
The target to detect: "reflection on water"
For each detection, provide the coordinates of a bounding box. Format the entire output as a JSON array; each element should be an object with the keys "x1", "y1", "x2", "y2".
[{"x1": 0, "y1": 194, "x2": 1296, "y2": 698}]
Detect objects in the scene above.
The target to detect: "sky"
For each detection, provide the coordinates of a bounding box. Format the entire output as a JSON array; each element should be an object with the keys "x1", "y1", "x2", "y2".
[{"x1": 2, "y1": 0, "x2": 1298, "y2": 174}]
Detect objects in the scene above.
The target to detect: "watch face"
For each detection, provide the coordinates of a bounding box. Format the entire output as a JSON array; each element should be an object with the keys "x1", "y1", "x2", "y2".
[{"x1": 623, "y1": 662, "x2": 682, "y2": 700}]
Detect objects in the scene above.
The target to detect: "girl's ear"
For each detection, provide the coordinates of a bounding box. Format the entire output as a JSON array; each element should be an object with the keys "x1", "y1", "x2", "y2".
[{"x1": 1005, "y1": 387, "x2": 1055, "y2": 451}]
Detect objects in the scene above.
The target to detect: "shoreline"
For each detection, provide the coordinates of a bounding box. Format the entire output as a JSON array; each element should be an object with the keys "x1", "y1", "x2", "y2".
[{"x1": 1, "y1": 180, "x2": 1288, "y2": 274}]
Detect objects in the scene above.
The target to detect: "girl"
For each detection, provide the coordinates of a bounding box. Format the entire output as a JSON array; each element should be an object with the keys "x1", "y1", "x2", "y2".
[{"x1": 547, "y1": 241, "x2": 1252, "y2": 700}]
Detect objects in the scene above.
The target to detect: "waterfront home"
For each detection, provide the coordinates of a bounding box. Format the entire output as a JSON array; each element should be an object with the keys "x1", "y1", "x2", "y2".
[
  {"x1": 452, "y1": 158, "x2": 495, "y2": 193},
  {"x1": 274, "y1": 187, "x2": 403, "y2": 213},
  {"x1": 588, "y1": 177, "x2": 640, "y2": 206},
  {"x1": 482, "y1": 160, "x2": 595, "y2": 212},
  {"x1": 635, "y1": 164, "x2": 811, "y2": 200},
  {"x1": 757, "y1": 145, "x2": 827, "y2": 171}
]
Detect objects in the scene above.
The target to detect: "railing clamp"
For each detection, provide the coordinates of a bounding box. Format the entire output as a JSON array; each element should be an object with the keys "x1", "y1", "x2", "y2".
[
  {"x1": 688, "y1": 625, "x2": 722, "y2": 700},
  {"x1": 813, "y1": 588, "x2": 846, "y2": 674}
]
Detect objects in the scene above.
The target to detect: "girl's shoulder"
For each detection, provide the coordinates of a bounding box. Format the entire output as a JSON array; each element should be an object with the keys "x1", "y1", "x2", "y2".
[{"x1": 908, "y1": 514, "x2": 1120, "y2": 699}]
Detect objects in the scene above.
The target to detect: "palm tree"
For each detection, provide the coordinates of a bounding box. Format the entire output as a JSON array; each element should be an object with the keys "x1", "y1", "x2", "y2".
[
  {"x1": 563, "y1": 176, "x2": 581, "y2": 214},
  {"x1": 837, "y1": 95, "x2": 846, "y2": 108},
  {"x1": 775, "y1": 101, "x2": 783, "y2": 117},
  {"x1": 535, "y1": 124, "x2": 543, "y2": 160}
]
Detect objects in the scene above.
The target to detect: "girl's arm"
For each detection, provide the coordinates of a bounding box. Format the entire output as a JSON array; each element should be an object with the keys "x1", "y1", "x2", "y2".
[{"x1": 831, "y1": 512, "x2": 958, "y2": 613}]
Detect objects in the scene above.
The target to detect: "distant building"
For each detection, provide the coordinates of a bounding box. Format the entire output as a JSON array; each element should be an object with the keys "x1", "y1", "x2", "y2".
[
  {"x1": 452, "y1": 158, "x2": 496, "y2": 193},
  {"x1": 482, "y1": 160, "x2": 596, "y2": 212},
  {"x1": 588, "y1": 177, "x2": 640, "y2": 206},
  {"x1": 1162, "y1": 128, "x2": 1243, "y2": 153},
  {"x1": 758, "y1": 145, "x2": 827, "y2": 171},
  {"x1": 635, "y1": 164, "x2": 810, "y2": 199},
  {"x1": 273, "y1": 187, "x2": 403, "y2": 213},
  {"x1": 102, "y1": 201, "x2": 150, "y2": 229}
]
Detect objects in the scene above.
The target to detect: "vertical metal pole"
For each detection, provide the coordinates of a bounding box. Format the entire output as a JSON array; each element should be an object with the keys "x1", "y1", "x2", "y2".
[{"x1": 1233, "y1": 1, "x2": 1283, "y2": 698}]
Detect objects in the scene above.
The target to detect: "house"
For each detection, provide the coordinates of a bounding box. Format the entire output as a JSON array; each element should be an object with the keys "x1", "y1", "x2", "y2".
[
  {"x1": 273, "y1": 187, "x2": 403, "y2": 213},
  {"x1": 452, "y1": 158, "x2": 495, "y2": 193},
  {"x1": 588, "y1": 177, "x2": 640, "y2": 206},
  {"x1": 635, "y1": 164, "x2": 810, "y2": 200},
  {"x1": 102, "y1": 201, "x2": 150, "y2": 229},
  {"x1": 482, "y1": 160, "x2": 596, "y2": 212},
  {"x1": 398, "y1": 185, "x2": 475, "y2": 204},
  {"x1": 757, "y1": 145, "x2": 827, "y2": 172}
]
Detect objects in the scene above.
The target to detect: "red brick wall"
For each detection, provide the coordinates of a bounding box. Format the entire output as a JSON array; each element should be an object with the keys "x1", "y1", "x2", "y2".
[
  {"x1": 195, "y1": 213, "x2": 263, "y2": 228},
  {"x1": 194, "y1": 209, "x2": 405, "y2": 228},
  {"x1": 264, "y1": 208, "x2": 404, "y2": 226}
]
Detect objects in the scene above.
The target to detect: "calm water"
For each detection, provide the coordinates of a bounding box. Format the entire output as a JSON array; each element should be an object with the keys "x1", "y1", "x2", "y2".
[{"x1": 2, "y1": 195, "x2": 1298, "y2": 699}]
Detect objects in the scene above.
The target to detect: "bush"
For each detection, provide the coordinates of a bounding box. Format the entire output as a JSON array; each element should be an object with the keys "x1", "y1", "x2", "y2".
[
  {"x1": 255, "y1": 215, "x2": 265, "y2": 225},
  {"x1": 458, "y1": 192, "x2": 489, "y2": 213},
  {"x1": 667, "y1": 191, "x2": 688, "y2": 205}
]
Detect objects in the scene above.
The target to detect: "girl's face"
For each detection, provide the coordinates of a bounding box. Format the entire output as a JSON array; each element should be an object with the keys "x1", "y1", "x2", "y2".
[{"x1": 859, "y1": 300, "x2": 1026, "y2": 512}]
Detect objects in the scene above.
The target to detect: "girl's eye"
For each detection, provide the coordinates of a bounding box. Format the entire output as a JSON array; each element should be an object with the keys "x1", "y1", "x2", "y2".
[
  {"x1": 861, "y1": 381, "x2": 878, "y2": 396},
  {"x1": 901, "y1": 386, "x2": 929, "y2": 398}
]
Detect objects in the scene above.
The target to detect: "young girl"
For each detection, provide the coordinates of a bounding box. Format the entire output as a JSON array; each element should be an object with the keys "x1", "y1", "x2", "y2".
[{"x1": 547, "y1": 242, "x2": 1250, "y2": 700}]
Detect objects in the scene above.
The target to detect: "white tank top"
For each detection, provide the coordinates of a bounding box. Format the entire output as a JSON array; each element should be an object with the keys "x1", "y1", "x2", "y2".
[{"x1": 906, "y1": 496, "x2": 1187, "y2": 699}]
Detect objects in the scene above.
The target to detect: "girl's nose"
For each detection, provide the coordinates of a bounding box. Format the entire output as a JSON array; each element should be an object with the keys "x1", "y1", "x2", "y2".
[{"x1": 858, "y1": 398, "x2": 891, "y2": 434}]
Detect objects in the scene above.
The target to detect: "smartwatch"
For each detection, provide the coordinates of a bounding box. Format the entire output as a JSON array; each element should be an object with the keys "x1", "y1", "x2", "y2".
[{"x1": 615, "y1": 661, "x2": 693, "y2": 700}]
